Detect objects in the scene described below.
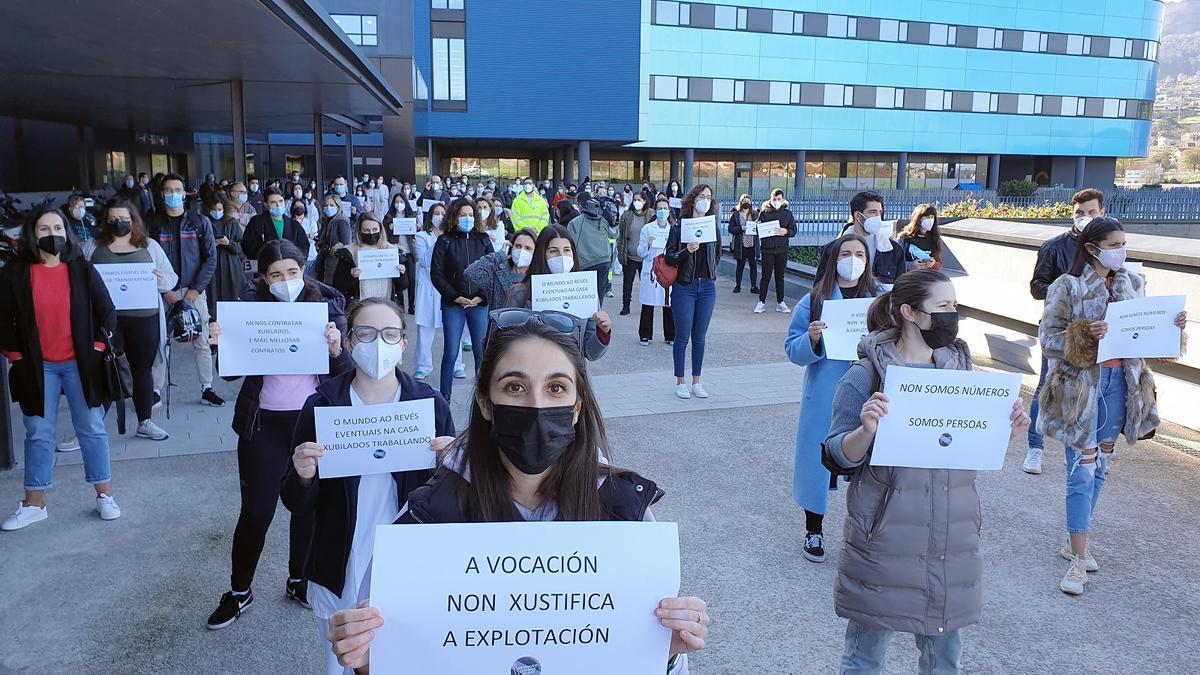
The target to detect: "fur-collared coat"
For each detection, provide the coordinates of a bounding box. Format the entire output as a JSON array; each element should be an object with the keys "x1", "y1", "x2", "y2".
[{"x1": 1037, "y1": 264, "x2": 1159, "y2": 449}]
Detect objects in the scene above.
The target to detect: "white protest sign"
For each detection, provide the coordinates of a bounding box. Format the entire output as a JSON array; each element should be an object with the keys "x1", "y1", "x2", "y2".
[
  {"x1": 392, "y1": 217, "x2": 418, "y2": 236},
  {"x1": 421, "y1": 200, "x2": 438, "y2": 214},
  {"x1": 872, "y1": 366, "x2": 1021, "y2": 471},
  {"x1": 531, "y1": 272, "x2": 598, "y2": 319},
  {"x1": 358, "y1": 248, "x2": 401, "y2": 280},
  {"x1": 757, "y1": 220, "x2": 780, "y2": 239},
  {"x1": 216, "y1": 301, "x2": 330, "y2": 376},
  {"x1": 745, "y1": 220, "x2": 758, "y2": 236},
  {"x1": 819, "y1": 298, "x2": 875, "y2": 361},
  {"x1": 487, "y1": 227, "x2": 507, "y2": 252},
  {"x1": 95, "y1": 262, "x2": 158, "y2": 310},
  {"x1": 370, "y1": 521, "x2": 680, "y2": 675},
  {"x1": 408, "y1": 200, "x2": 419, "y2": 212},
  {"x1": 1097, "y1": 295, "x2": 1185, "y2": 362},
  {"x1": 314, "y1": 399, "x2": 435, "y2": 478},
  {"x1": 668, "y1": 197, "x2": 682, "y2": 209},
  {"x1": 680, "y1": 215, "x2": 717, "y2": 244},
  {"x1": 645, "y1": 225, "x2": 670, "y2": 244}
]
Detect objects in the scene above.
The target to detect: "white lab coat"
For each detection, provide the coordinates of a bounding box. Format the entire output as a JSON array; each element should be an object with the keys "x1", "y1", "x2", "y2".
[
  {"x1": 637, "y1": 223, "x2": 670, "y2": 307},
  {"x1": 413, "y1": 230, "x2": 443, "y2": 328}
]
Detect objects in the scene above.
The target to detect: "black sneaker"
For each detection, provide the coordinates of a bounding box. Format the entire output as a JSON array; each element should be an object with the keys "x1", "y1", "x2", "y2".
[
  {"x1": 751, "y1": 287, "x2": 760, "y2": 295},
  {"x1": 803, "y1": 532, "x2": 826, "y2": 563},
  {"x1": 286, "y1": 579, "x2": 311, "y2": 609},
  {"x1": 733, "y1": 286, "x2": 741, "y2": 294},
  {"x1": 619, "y1": 307, "x2": 631, "y2": 316},
  {"x1": 664, "y1": 340, "x2": 674, "y2": 346},
  {"x1": 201, "y1": 388, "x2": 226, "y2": 407},
  {"x1": 207, "y1": 590, "x2": 253, "y2": 630}
]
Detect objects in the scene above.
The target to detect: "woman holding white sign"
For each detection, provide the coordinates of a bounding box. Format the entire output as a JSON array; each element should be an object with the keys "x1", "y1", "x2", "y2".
[
  {"x1": 664, "y1": 185, "x2": 721, "y2": 399},
  {"x1": 282, "y1": 298, "x2": 456, "y2": 674},
  {"x1": 330, "y1": 213, "x2": 407, "y2": 303},
  {"x1": 204, "y1": 240, "x2": 353, "y2": 630},
  {"x1": 784, "y1": 233, "x2": 880, "y2": 564},
  {"x1": 755, "y1": 188, "x2": 797, "y2": 315},
  {"x1": 430, "y1": 198, "x2": 493, "y2": 400},
  {"x1": 822, "y1": 269, "x2": 1029, "y2": 672},
  {"x1": 635, "y1": 197, "x2": 676, "y2": 346},
  {"x1": 90, "y1": 199, "x2": 177, "y2": 442},
  {"x1": 412, "y1": 203, "x2": 463, "y2": 381},
  {"x1": 326, "y1": 316, "x2": 710, "y2": 674},
  {"x1": 1038, "y1": 217, "x2": 1186, "y2": 596},
  {"x1": 727, "y1": 193, "x2": 759, "y2": 296}
]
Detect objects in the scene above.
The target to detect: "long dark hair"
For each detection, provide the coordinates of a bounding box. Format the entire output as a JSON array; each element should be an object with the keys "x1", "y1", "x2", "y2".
[
  {"x1": 1067, "y1": 217, "x2": 1124, "y2": 277},
  {"x1": 456, "y1": 320, "x2": 612, "y2": 521},
  {"x1": 443, "y1": 197, "x2": 481, "y2": 237},
  {"x1": 20, "y1": 204, "x2": 81, "y2": 263},
  {"x1": 422, "y1": 202, "x2": 446, "y2": 233},
  {"x1": 520, "y1": 225, "x2": 578, "y2": 286},
  {"x1": 95, "y1": 198, "x2": 150, "y2": 249},
  {"x1": 900, "y1": 203, "x2": 942, "y2": 261},
  {"x1": 811, "y1": 234, "x2": 876, "y2": 321},
  {"x1": 254, "y1": 239, "x2": 322, "y2": 301},
  {"x1": 868, "y1": 268, "x2": 951, "y2": 331}
]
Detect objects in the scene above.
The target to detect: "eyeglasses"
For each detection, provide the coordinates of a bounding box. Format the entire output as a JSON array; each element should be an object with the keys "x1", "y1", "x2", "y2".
[
  {"x1": 351, "y1": 326, "x2": 406, "y2": 344},
  {"x1": 488, "y1": 308, "x2": 584, "y2": 347}
]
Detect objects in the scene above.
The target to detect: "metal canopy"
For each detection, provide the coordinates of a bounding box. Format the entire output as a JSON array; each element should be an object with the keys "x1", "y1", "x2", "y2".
[{"x1": 0, "y1": 0, "x2": 403, "y2": 134}]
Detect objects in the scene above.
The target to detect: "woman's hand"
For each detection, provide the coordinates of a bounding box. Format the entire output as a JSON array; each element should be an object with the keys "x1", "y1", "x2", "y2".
[
  {"x1": 656, "y1": 596, "x2": 709, "y2": 656},
  {"x1": 152, "y1": 268, "x2": 164, "y2": 281},
  {"x1": 292, "y1": 442, "x2": 324, "y2": 485},
  {"x1": 1009, "y1": 400, "x2": 1030, "y2": 436},
  {"x1": 467, "y1": 297, "x2": 484, "y2": 308},
  {"x1": 593, "y1": 310, "x2": 612, "y2": 335},
  {"x1": 398, "y1": 264, "x2": 406, "y2": 275},
  {"x1": 859, "y1": 392, "x2": 889, "y2": 437},
  {"x1": 431, "y1": 436, "x2": 456, "y2": 462},
  {"x1": 329, "y1": 600, "x2": 382, "y2": 671},
  {"x1": 808, "y1": 320, "x2": 827, "y2": 347},
  {"x1": 208, "y1": 321, "x2": 222, "y2": 346},
  {"x1": 686, "y1": 242, "x2": 700, "y2": 253},
  {"x1": 1175, "y1": 311, "x2": 1188, "y2": 329},
  {"x1": 454, "y1": 296, "x2": 473, "y2": 307},
  {"x1": 351, "y1": 267, "x2": 362, "y2": 278},
  {"x1": 1089, "y1": 320, "x2": 1108, "y2": 339},
  {"x1": 326, "y1": 322, "x2": 342, "y2": 356},
  {"x1": 647, "y1": 236, "x2": 656, "y2": 247},
  {"x1": 216, "y1": 236, "x2": 231, "y2": 247}
]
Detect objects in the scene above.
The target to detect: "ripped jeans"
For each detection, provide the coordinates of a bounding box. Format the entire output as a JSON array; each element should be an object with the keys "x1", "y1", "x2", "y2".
[{"x1": 1064, "y1": 366, "x2": 1127, "y2": 534}]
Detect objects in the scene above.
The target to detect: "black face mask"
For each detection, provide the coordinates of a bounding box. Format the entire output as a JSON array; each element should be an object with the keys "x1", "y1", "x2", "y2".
[
  {"x1": 919, "y1": 311, "x2": 960, "y2": 349},
  {"x1": 108, "y1": 219, "x2": 133, "y2": 237},
  {"x1": 488, "y1": 404, "x2": 576, "y2": 475},
  {"x1": 38, "y1": 235, "x2": 67, "y2": 256},
  {"x1": 361, "y1": 231, "x2": 382, "y2": 245}
]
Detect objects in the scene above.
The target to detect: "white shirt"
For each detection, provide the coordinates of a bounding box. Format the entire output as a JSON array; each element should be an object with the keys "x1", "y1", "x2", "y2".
[{"x1": 309, "y1": 382, "x2": 403, "y2": 620}]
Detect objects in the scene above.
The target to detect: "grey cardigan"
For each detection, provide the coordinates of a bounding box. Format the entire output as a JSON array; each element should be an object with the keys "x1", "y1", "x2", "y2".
[{"x1": 823, "y1": 329, "x2": 983, "y2": 636}]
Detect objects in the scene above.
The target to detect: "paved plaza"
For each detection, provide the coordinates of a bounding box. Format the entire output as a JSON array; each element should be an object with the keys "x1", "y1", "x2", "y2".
[{"x1": 2, "y1": 270, "x2": 1199, "y2": 674}]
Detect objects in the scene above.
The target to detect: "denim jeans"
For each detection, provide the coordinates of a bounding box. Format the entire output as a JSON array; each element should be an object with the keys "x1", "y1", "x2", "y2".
[
  {"x1": 439, "y1": 304, "x2": 487, "y2": 400},
  {"x1": 840, "y1": 620, "x2": 962, "y2": 674},
  {"x1": 1065, "y1": 366, "x2": 1127, "y2": 534},
  {"x1": 1028, "y1": 355, "x2": 1048, "y2": 449},
  {"x1": 670, "y1": 278, "x2": 716, "y2": 378},
  {"x1": 22, "y1": 360, "x2": 112, "y2": 491}
]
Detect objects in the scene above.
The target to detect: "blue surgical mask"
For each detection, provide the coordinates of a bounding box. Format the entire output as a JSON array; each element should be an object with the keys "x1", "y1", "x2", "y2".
[
  {"x1": 324, "y1": 205, "x2": 339, "y2": 218},
  {"x1": 269, "y1": 206, "x2": 286, "y2": 218},
  {"x1": 457, "y1": 216, "x2": 474, "y2": 233},
  {"x1": 209, "y1": 210, "x2": 224, "y2": 221},
  {"x1": 656, "y1": 208, "x2": 670, "y2": 222},
  {"x1": 335, "y1": 184, "x2": 347, "y2": 196},
  {"x1": 238, "y1": 193, "x2": 248, "y2": 204},
  {"x1": 163, "y1": 193, "x2": 185, "y2": 210}
]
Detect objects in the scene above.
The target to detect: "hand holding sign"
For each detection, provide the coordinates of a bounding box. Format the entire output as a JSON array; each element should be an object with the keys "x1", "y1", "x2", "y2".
[{"x1": 329, "y1": 600, "x2": 381, "y2": 671}]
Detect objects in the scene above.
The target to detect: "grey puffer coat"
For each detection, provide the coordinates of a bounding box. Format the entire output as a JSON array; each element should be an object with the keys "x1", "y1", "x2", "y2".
[{"x1": 823, "y1": 329, "x2": 982, "y2": 636}]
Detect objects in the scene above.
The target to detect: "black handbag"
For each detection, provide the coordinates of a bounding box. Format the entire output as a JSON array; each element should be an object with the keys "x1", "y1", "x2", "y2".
[{"x1": 100, "y1": 330, "x2": 132, "y2": 434}]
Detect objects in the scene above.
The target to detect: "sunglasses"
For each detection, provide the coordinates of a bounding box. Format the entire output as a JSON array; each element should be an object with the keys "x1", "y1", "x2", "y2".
[
  {"x1": 487, "y1": 308, "x2": 584, "y2": 347},
  {"x1": 106, "y1": 218, "x2": 132, "y2": 228}
]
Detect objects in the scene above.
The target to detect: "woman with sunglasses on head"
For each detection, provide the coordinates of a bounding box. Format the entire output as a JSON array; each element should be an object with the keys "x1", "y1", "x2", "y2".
[
  {"x1": 88, "y1": 198, "x2": 178, "y2": 442},
  {"x1": 430, "y1": 198, "x2": 493, "y2": 400},
  {"x1": 204, "y1": 239, "x2": 351, "y2": 630},
  {"x1": 326, "y1": 313, "x2": 710, "y2": 674},
  {"x1": 503, "y1": 224, "x2": 612, "y2": 362},
  {"x1": 283, "y1": 298, "x2": 455, "y2": 675}
]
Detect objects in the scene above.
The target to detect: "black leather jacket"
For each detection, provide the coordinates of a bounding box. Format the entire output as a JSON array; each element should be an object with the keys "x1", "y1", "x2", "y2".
[
  {"x1": 430, "y1": 229, "x2": 492, "y2": 307},
  {"x1": 665, "y1": 222, "x2": 722, "y2": 285},
  {"x1": 1030, "y1": 230, "x2": 1078, "y2": 300}
]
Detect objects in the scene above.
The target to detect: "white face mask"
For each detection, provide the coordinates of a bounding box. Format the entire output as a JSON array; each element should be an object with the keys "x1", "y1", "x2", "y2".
[
  {"x1": 836, "y1": 256, "x2": 867, "y2": 283},
  {"x1": 632, "y1": 200, "x2": 644, "y2": 211},
  {"x1": 861, "y1": 215, "x2": 883, "y2": 234},
  {"x1": 1073, "y1": 216, "x2": 1092, "y2": 232},
  {"x1": 771, "y1": 199, "x2": 783, "y2": 210},
  {"x1": 431, "y1": 214, "x2": 444, "y2": 229},
  {"x1": 524, "y1": 184, "x2": 535, "y2": 193},
  {"x1": 511, "y1": 247, "x2": 533, "y2": 268},
  {"x1": 480, "y1": 207, "x2": 491, "y2": 219},
  {"x1": 694, "y1": 198, "x2": 711, "y2": 214},
  {"x1": 546, "y1": 254, "x2": 574, "y2": 274},
  {"x1": 269, "y1": 278, "x2": 304, "y2": 303},
  {"x1": 1092, "y1": 245, "x2": 1127, "y2": 271},
  {"x1": 919, "y1": 217, "x2": 934, "y2": 231},
  {"x1": 351, "y1": 338, "x2": 403, "y2": 380}
]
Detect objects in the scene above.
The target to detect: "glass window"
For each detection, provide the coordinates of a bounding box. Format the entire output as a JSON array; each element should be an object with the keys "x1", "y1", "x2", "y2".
[
  {"x1": 737, "y1": 8, "x2": 747, "y2": 29},
  {"x1": 943, "y1": 91, "x2": 953, "y2": 109},
  {"x1": 929, "y1": 23, "x2": 948, "y2": 45},
  {"x1": 793, "y1": 13, "x2": 804, "y2": 34},
  {"x1": 447, "y1": 38, "x2": 465, "y2": 100},
  {"x1": 656, "y1": 1, "x2": 678, "y2": 25},
  {"x1": 1082, "y1": 36, "x2": 1091, "y2": 53},
  {"x1": 824, "y1": 84, "x2": 844, "y2": 106},
  {"x1": 876, "y1": 86, "x2": 896, "y2": 109},
  {"x1": 1119, "y1": 100, "x2": 1127, "y2": 117},
  {"x1": 714, "y1": 5, "x2": 736, "y2": 29},
  {"x1": 847, "y1": 17, "x2": 857, "y2": 38},
  {"x1": 1022, "y1": 31, "x2": 1040, "y2": 52},
  {"x1": 1061, "y1": 95, "x2": 1078, "y2": 116},
  {"x1": 844, "y1": 86, "x2": 854, "y2": 106},
  {"x1": 432, "y1": 0, "x2": 464, "y2": 8},
  {"x1": 977, "y1": 27, "x2": 995, "y2": 49},
  {"x1": 713, "y1": 79, "x2": 735, "y2": 102},
  {"x1": 828, "y1": 15, "x2": 848, "y2": 38},
  {"x1": 678, "y1": 78, "x2": 689, "y2": 99},
  {"x1": 432, "y1": 38, "x2": 449, "y2": 100},
  {"x1": 972, "y1": 92, "x2": 990, "y2": 112},
  {"x1": 652, "y1": 75, "x2": 677, "y2": 99},
  {"x1": 735, "y1": 80, "x2": 745, "y2": 102},
  {"x1": 899, "y1": 21, "x2": 908, "y2": 42},
  {"x1": 1035, "y1": 95, "x2": 1043, "y2": 114},
  {"x1": 790, "y1": 82, "x2": 801, "y2": 103},
  {"x1": 772, "y1": 10, "x2": 792, "y2": 34},
  {"x1": 948, "y1": 26, "x2": 957, "y2": 44},
  {"x1": 880, "y1": 19, "x2": 899, "y2": 42},
  {"x1": 1103, "y1": 98, "x2": 1120, "y2": 118},
  {"x1": 990, "y1": 93, "x2": 999, "y2": 112},
  {"x1": 1108, "y1": 38, "x2": 1125, "y2": 58},
  {"x1": 1017, "y1": 94, "x2": 1035, "y2": 114},
  {"x1": 1066, "y1": 34, "x2": 1084, "y2": 55},
  {"x1": 331, "y1": 14, "x2": 378, "y2": 46},
  {"x1": 925, "y1": 89, "x2": 944, "y2": 110}
]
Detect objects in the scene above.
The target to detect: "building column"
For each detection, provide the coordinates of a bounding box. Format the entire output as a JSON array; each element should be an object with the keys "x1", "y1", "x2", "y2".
[
  {"x1": 1074, "y1": 156, "x2": 1087, "y2": 189},
  {"x1": 230, "y1": 80, "x2": 248, "y2": 181},
  {"x1": 896, "y1": 151, "x2": 908, "y2": 190},
  {"x1": 427, "y1": 139, "x2": 438, "y2": 180},
  {"x1": 565, "y1": 145, "x2": 575, "y2": 184},
  {"x1": 344, "y1": 125, "x2": 354, "y2": 179},
  {"x1": 75, "y1": 125, "x2": 94, "y2": 191},
  {"x1": 578, "y1": 141, "x2": 591, "y2": 184},
  {"x1": 641, "y1": 157, "x2": 650, "y2": 182},
  {"x1": 794, "y1": 150, "x2": 807, "y2": 197},
  {"x1": 312, "y1": 114, "x2": 325, "y2": 192},
  {"x1": 986, "y1": 154, "x2": 1001, "y2": 189},
  {"x1": 683, "y1": 148, "x2": 695, "y2": 191},
  {"x1": 669, "y1": 150, "x2": 681, "y2": 184}
]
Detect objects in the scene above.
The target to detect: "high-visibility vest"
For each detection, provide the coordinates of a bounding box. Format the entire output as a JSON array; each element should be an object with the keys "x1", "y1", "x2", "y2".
[{"x1": 511, "y1": 192, "x2": 550, "y2": 234}]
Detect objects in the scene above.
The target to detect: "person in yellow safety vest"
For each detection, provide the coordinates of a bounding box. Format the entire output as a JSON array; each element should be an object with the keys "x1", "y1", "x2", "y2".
[{"x1": 510, "y1": 176, "x2": 551, "y2": 234}]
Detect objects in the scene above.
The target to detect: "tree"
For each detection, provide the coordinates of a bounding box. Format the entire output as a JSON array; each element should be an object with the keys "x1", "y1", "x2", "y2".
[{"x1": 1181, "y1": 149, "x2": 1200, "y2": 172}]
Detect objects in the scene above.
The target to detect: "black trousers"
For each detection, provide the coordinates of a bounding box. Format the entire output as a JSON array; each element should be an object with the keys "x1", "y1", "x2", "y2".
[
  {"x1": 231, "y1": 409, "x2": 313, "y2": 591},
  {"x1": 639, "y1": 302, "x2": 675, "y2": 342},
  {"x1": 735, "y1": 246, "x2": 757, "y2": 289},
  {"x1": 759, "y1": 249, "x2": 788, "y2": 303},
  {"x1": 116, "y1": 314, "x2": 160, "y2": 422},
  {"x1": 404, "y1": 253, "x2": 417, "y2": 311},
  {"x1": 621, "y1": 259, "x2": 642, "y2": 309}
]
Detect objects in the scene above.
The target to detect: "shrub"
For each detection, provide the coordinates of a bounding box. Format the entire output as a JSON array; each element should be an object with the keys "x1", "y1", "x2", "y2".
[
  {"x1": 936, "y1": 198, "x2": 1072, "y2": 220},
  {"x1": 788, "y1": 246, "x2": 822, "y2": 267},
  {"x1": 997, "y1": 179, "x2": 1039, "y2": 197}
]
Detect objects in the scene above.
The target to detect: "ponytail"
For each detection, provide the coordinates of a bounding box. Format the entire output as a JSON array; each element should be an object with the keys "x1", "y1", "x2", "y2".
[
  {"x1": 867, "y1": 292, "x2": 894, "y2": 332},
  {"x1": 868, "y1": 269, "x2": 951, "y2": 333}
]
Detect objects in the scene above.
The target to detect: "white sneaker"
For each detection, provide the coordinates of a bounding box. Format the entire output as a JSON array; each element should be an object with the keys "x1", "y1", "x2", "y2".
[
  {"x1": 136, "y1": 420, "x2": 169, "y2": 441},
  {"x1": 453, "y1": 364, "x2": 467, "y2": 379},
  {"x1": 691, "y1": 384, "x2": 709, "y2": 399},
  {"x1": 753, "y1": 302, "x2": 765, "y2": 314},
  {"x1": 1022, "y1": 447, "x2": 1044, "y2": 474},
  {"x1": 675, "y1": 384, "x2": 692, "y2": 399},
  {"x1": 1060, "y1": 556, "x2": 1088, "y2": 595},
  {"x1": 1, "y1": 502, "x2": 48, "y2": 531},
  {"x1": 776, "y1": 302, "x2": 791, "y2": 313},
  {"x1": 96, "y1": 493, "x2": 121, "y2": 521},
  {"x1": 1060, "y1": 545, "x2": 1099, "y2": 572},
  {"x1": 414, "y1": 370, "x2": 430, "y2": 381},
  {"x1": 56, "y1": 435, "x2": 80, "y2": 452}
]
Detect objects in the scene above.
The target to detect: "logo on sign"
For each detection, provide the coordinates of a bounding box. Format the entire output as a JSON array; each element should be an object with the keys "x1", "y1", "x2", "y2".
[
  {"x1": 511, "y1": 657, "x2": 541, "y2": 675},
  {"x1": 1132, "y1": 332, "x2": 1140, "y2": 340},
  {"x1": 939, "y1": 433, "x2": 953, "y2": 447},
  {"x1": 289, "y1": 344, "x2": 299, "y2": 353},
  {"x1": 119, "y1": 284, "x2": 128, "y2": 292},
  {"x1": 562, "y1": 302, "x2": 570, "y2": 310},
  {"x1": 373, "y1": 448, "x2": 387, "y2": 459},
  {"x1": 694, "y1": 229, "x2": 703, "y2": 238}
]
